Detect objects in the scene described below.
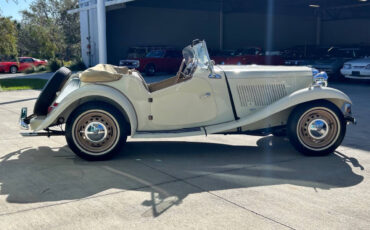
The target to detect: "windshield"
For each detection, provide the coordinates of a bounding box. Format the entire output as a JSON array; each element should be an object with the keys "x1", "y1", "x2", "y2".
[
  {"x1": 146, "y1": 50, "x2": 165, "y2": 58},
  {"x1": 182, "y1": 41, "x2": 211, "y2": 69},
  {"x1": 192, "y1": 41, "x2": 211, "y2": 69}
]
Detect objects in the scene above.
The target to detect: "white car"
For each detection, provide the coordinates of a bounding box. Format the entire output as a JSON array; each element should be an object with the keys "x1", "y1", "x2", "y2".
[
  {"x1": 20, "y1": 40, "x2": 356, "y2": 161},
  {"x1": 340, "y1": 58, "x2": 370, "y2": 80}
]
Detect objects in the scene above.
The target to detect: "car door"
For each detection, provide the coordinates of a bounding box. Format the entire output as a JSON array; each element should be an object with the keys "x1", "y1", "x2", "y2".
[
  {"x1": 150, "y1": 74, "x2": 217, "y2": 128},
  {"x1": 19, "y1": 58, "x2": 34, "y2": 71}
]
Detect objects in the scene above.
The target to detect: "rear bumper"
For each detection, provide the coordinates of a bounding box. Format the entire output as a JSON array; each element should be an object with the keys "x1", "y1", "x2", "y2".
[
  {"x1": 19, "y1": 107, "x2": 30, "y2": 130},
  {"x1": 19, "y1": 107, "x2": 38, "y2": 130}
]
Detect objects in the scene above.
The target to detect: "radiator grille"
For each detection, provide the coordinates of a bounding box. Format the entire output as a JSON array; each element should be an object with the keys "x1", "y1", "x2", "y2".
[{"x1": 237, "y1": 84, "x2": 287, "y2": 107}]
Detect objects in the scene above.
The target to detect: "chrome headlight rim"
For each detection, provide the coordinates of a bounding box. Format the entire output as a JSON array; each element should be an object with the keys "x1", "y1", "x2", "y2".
[
  {"x1": 343, "y1": 64, "x2": 352, "y2": 70},
  {"x1": 312, "y1": 69, "x2": 328, "y2": 87}
]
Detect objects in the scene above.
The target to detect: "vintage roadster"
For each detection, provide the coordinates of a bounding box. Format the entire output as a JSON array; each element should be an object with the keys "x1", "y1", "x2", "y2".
[{"x1": 20, "y1": 40, "x2": 356, "y2": 160}]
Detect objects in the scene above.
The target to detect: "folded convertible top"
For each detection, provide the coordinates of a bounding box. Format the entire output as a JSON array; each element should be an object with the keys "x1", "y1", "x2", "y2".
[{"x1": 80, "y1": 64, "x2": 129, "y2": 83}]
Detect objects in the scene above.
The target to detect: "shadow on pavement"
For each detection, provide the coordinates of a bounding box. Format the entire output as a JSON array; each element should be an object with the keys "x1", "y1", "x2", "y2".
[{"x1": 0, "y1": 136, "x2": 364, "y2": 217}]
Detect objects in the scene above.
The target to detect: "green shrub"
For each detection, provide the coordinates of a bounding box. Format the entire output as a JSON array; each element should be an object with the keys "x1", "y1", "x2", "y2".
[
  {"x1": 67, "y1": 60, "x2": 86, "y2": 71},
  {"x1": 24, "y1": 67, "x2": 35, "y2": 74},
  {"x1": 47, "y1": 59, "x2": 63, "y2": 72}
]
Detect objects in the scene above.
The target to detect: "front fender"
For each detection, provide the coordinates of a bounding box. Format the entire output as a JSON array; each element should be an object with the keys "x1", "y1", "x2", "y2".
[
  {"x1": 206, "y1": 86, "x2": 352, "y2": 134},
  {"x1": 32, "y1": 84, "x2": 138, "y2": 135}
]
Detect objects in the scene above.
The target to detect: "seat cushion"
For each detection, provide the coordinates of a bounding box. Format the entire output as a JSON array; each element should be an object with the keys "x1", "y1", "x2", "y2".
[{"x1": 80, "y1": 64, "x2": 129, "y2": 83}]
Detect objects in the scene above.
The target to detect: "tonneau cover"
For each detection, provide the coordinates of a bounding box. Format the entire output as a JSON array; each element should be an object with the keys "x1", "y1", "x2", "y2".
[{"x1": 80, "y1": 64, "x2": 129, "y2": 83}]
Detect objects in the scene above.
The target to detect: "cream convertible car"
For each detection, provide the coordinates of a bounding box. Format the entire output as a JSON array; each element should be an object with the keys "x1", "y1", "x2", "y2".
[{"x1": 20, "y1": 40, "x2": 356, "y2": 160}]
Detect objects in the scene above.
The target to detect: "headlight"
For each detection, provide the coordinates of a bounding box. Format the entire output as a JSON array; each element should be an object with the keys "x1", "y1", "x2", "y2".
[
  {"x1": 366, "y1": 64, "x2": 370, "y2": 70},
  {"x1": 133, "y1": 60, "x2": 140, "y2": 68},
  {"x1": 312, "y1": 68, "x2": 319, "y2": 76},
  {"x1": 343, "y1": 64, "x2": 352, "y2": 69},
  {"x1": 312, "y1": 71, "x2": 328, "y2": 87}
]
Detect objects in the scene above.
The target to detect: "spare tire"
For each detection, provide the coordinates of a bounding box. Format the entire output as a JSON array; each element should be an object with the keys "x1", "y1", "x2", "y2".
[{"x1": 33, "y1": 67, "x2": 72, "y2": 116}]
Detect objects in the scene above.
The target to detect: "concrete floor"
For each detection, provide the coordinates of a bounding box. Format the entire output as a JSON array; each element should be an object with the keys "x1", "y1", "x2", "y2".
[{"x1": 0, "y1": 81, "x2": 369, "y2": 229}]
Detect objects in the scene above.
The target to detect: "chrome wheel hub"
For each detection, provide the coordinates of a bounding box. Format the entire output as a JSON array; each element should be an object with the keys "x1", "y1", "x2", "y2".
[
  {"x1": 84, "y1": 122, "x2": 107, "y2": 143},
  {"x1": 297, "y1": 108, "x2": 340, "y2": 150},
  {"x1": 308, "y1": 119, "x2": 329, "y2": 140},
  {"x1": 73, "y1": 111, "x2": 119, "y2": 155}
]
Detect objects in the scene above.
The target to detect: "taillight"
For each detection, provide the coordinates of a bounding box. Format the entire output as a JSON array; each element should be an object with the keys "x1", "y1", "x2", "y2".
[{"x1": 48, "y1": 103, "x2": 59, "y2": 114}]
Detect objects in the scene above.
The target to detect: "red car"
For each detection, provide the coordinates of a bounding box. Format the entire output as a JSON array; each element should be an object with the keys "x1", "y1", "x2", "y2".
[
  {"x1": 120, "y1": 49, "x2": 182, "y2": 76},
  {"x1": 0, "y1": 58, "x2": 19, "y2": 73},
  {"x1": 19, "y1": 57, "x2": 48, "y2": 71},
  {"x1": 212, "y1": 47, "x2": 284, "y2": 66},
  {"x1": 0, "y1": 57, "x2": 48, "y2": 73}
]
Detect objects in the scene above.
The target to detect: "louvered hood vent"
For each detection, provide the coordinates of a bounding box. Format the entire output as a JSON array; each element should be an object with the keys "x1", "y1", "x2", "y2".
[{"x1": 237, "y1": 84, "x2": 287, "y2": 107}]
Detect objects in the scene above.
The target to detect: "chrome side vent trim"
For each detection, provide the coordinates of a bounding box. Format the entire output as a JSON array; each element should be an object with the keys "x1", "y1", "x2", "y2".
[{"x1": 237, "y1": 84, "x2": 287, "y2": 107}]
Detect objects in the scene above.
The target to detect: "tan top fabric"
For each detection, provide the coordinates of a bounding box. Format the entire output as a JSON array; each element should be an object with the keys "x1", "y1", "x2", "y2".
[{"x1": 80, "y1": 64, "x2": 129, "y2": 83}]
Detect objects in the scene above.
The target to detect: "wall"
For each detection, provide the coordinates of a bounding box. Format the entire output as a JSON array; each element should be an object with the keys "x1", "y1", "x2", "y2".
[
  {"x1": 100, "y1": 6, "x2": 369, "y2": 66},
  {"x1": 321, "y1": 19, "x2": 370, "y2": 46},
  {"x1": 106, "y1": 6, "x2": 220, "y2": 65},
  {"x1": 223, "y1": 12, "x2": 316, "y2": 50},
  {"x1": 106, "y1": 6, "x2": 318, "y2": 65}
]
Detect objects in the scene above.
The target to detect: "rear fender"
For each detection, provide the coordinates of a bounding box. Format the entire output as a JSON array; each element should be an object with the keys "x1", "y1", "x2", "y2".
[
  {"x1": 32, "y1": 84, "x2": 138, "y2": 135},
  {"x1": 205, "y1": 86, "x2": 352, "y2": 134}
]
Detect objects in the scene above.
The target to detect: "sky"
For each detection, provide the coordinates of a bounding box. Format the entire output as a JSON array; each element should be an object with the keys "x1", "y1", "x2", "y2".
[{"x1": 0, "y1": 0, "x2": 31, "y2": 21}]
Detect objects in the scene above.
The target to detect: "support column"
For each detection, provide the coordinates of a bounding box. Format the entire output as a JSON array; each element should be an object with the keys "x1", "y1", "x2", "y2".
[
  {"x1": 219, "y1": 0, "x2": 224, "y2": 50},
  {"x1": 316, "y1": 9, "x2": 322, "y2": 46},
  {"x1": 97, "y1": 0, "x2": 107, "y2": 64}
]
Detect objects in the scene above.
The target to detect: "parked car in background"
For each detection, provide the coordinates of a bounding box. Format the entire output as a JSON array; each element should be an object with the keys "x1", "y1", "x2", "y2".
[
  {"x1": 341, "y1": 58, "x2": 370, "y2": 80},
  {"x1": 0, "y1": 57, "x2": 48, "y2": 73},
  {"x1": 211, "y1": 47, "x2": 284, "y2": 65},
  {"x1": 120, "y1": 48, "x2": 182, "y2": 76},
  {"x1": 310, "y1": 47, "x2": 364, "y2": 80},
  {"x1": 126, "y1": 46, "x2": 172, "y2": 59},
  {"x1": 283, "y1": 46, "x2": 329, "y2": 66},
  {"x1": 19, "y1": 57, "x2": 48, "y2": 71},
  {"x1": 0, "y1": 57, "x2": 19, "y2": 73}
]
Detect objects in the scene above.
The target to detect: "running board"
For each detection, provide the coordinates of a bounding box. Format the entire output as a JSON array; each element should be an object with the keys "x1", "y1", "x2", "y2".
[
  {"x1": 133, "y1": 127, "x2": 205, "y2": 138},
  {"x1": 20, "y1": 130, "x2": 65, "y2": 137}
]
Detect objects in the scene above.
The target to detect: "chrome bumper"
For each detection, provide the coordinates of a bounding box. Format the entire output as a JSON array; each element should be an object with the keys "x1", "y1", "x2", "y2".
[
  {"x1": 344, "y1": 115, "x2": 357, "y2": 125},
  {"x1": 19, "y1": 107, "x2": 29, "y2": 130}
]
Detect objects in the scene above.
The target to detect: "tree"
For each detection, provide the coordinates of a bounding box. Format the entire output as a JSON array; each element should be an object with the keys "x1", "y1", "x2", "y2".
[
  {"x1": 0, "y1": 16, "x2": 18, "y2": 58},
  {"x1": 19, "y1": 0, "x2": 80, "y2": 60},
  {"x1": 17, "y1": 23, "x2": 57, "y2": 59}
]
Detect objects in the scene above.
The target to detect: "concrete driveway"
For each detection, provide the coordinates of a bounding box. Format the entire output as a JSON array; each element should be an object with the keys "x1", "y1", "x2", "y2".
[{"x1": 0, "y1": 82, "x2": 369, "y2": 229}]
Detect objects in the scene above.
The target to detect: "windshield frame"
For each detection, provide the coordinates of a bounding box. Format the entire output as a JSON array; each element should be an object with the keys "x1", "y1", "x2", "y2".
[{"x1": 190, "y1": 41, "x2": 212, "y2": 70}]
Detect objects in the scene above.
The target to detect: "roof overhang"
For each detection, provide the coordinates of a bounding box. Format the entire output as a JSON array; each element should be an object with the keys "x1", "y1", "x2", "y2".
[{"x1": 68, "y1": 0, "x2": 135, "y2": 14}]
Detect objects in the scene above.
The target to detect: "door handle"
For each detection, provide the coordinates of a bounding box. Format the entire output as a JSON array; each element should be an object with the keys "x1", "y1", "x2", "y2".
[{"x1": 200, "y1": 92, "x2": 211, "y2": 99}]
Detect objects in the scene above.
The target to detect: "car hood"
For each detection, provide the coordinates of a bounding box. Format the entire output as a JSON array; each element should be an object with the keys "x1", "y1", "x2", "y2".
[
  {"x1": 217, "y1": 65, "x2": 312, "y2": 79},
  {"x1": 344, "y1": 58, "x2": 370, "y2": 65}
]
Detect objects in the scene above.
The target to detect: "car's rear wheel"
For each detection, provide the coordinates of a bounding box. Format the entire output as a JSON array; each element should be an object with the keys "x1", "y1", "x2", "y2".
[
  {"x1": 10, "y1": 66, "x2": 17, "y2": 74},
  {"x1": 66, "y1": 102, "x2": 128, "y2": 161},
  {"x1": 287, "y1": 101, "x2": 346, "y2": 156},
  {"x1": 145, "y1": 64, "x2": 156, "y2": 76}
]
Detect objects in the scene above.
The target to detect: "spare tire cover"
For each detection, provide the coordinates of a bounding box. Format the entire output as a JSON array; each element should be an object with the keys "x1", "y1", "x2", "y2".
[{"x1": 33, "y1": 67, "x2": 72, "y2": 116}]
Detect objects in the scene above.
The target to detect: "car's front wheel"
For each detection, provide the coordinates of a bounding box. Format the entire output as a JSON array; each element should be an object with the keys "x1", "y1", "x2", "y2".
[
  {"x1": 287, "y1": 101, "x2": 346, "y2": 156},
  {"x1": 66, "y1": 102, "x2": 128, "y2": 161},
  {"x1": 10, "y1": 66, "x2": 18, "y2": 74},
  {"x1": 145, "y1": 64, "x2": 156, "y2": 76}
]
